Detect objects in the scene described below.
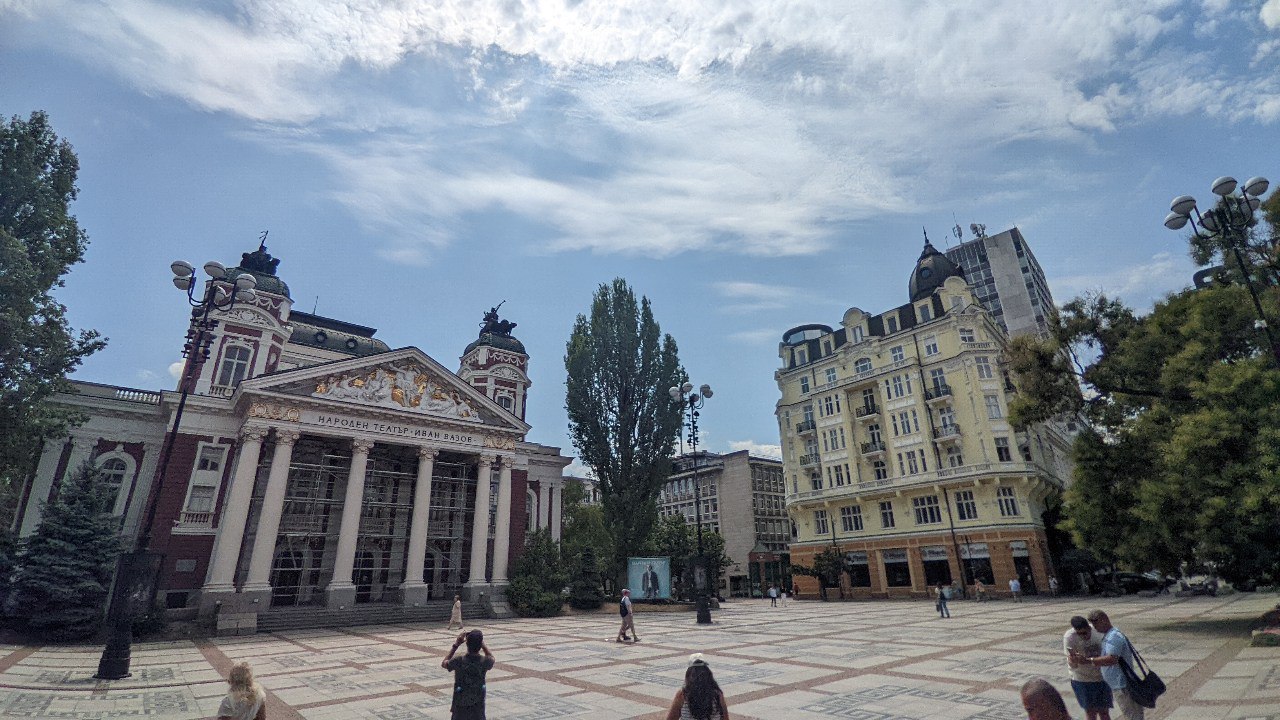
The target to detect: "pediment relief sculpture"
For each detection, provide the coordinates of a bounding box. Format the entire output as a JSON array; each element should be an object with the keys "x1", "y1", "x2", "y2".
[{"x1": 310, "y1": 362, "x2": 483, "y2": 422}]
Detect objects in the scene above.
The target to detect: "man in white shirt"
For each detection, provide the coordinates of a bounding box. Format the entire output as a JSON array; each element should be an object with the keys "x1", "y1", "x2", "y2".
[
  {"x1": 1064, "y1": 615, "x2": 1113, "y2": 720},
  {"x1": 1009, "y1": 577, "x2": 1022, "y2": 601},
  {"x1": 1076, "y1": 610, "x2": 1143, "y2": 719}
]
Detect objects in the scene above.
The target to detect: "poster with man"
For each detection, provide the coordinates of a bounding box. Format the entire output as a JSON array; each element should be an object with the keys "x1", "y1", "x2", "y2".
[{"x1": 627, "y1": 557, "x2": 671, "y2": 600}]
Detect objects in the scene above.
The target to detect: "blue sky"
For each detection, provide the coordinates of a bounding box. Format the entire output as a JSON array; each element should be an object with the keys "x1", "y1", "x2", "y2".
[{"x1": 3, "y1": 0, "x2": 1280, "y2": 468}]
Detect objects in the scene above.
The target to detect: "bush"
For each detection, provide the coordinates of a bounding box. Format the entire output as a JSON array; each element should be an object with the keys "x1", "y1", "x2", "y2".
[
  {"x1": 507, "y1": 529, "x2": 566, "y2": 617},
  {"x1": 568, "y1": 547, "x2": 604, "y2": 610}
]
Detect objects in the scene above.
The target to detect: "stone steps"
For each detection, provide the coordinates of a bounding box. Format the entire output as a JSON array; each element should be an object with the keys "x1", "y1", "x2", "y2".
[{"x1": 256, "y1": 602, "x2": 487, "y2": 633}]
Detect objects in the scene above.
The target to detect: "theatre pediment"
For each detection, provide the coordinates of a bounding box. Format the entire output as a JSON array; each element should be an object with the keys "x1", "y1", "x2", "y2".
[{"x1": 243, "y1": 350, "x2": 526, "y2": 432}]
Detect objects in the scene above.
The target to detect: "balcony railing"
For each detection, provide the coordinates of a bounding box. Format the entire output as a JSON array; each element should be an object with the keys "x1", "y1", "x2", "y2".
[
  {"x1": 924, "y1": 384, "x2": 953, "y2": 404},
  {"x1": 860, "y1": 441, "x2": 886, "y2": 455},
  {"x1": 208, "y1": 384, "x2": 236, "y2": 398},
  {"x1": 798, "y1": 454, "x2": 820, "y2": 467},
  {"x1": 179, "y1": 510, "x2": 213, "y2": 527},
  {"x1": 933, "y1": 425, "x2": 962, "y2": 442},
  {"x1": 854, "y1": 404, "x2": 879, "y2": 419},
  {"x1": 795, "y1": 420, "x2": 816, "y2": 434}
]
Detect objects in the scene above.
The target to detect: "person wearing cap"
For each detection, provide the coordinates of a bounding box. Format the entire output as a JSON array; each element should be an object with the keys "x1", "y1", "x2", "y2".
[{"x1": 666, "y1": 654, "x2": 730, "y2": 720}]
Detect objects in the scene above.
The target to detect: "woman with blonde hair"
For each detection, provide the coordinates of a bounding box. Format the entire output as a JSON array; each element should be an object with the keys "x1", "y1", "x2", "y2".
[{"x1": 218, "y1": 662, "x2": 266, "y2": 720}]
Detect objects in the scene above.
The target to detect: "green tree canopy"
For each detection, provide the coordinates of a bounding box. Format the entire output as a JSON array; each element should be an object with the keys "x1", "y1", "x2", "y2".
[
  {"x1": 0, "y1": 112, "x2": 106, "y2": 527},
  {"x1": 565, "y1": 278, "x2": 684, "y2": 584},
  {"x1": 560, "y1": 480, "x2": 615, "y2": 586},
  {"x1": 1007, "y1": 283, "x2": 1280, "y2": 583},
  {"x1": 505, "y1": 528, "x2": 567, "y2": 617}
]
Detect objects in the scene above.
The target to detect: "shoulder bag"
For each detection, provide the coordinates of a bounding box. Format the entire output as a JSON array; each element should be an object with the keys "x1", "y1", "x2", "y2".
[{"x1": 1118, "y1": 638, "x2": 1166, "y2": 708}]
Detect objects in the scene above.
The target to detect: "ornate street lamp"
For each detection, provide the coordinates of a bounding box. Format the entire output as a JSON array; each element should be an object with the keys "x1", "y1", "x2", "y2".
[
  {"x1": 1164, "y1": 175, "x2": 1279, "y2": 368},
  {"x1": 669, "y1": 381, "x2": 714, "y2": 624},
  {"x1": 96, "y1": 252, "x2": 258, "y2": 679}
]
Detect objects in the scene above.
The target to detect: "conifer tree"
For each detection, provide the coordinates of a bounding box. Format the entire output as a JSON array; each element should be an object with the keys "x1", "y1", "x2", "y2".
[{"x1": 8, "y1": 463, "x2": 121, "y2": 640}]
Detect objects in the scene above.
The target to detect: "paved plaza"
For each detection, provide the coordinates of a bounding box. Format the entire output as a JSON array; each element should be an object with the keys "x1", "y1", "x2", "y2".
[{"x1": 0, "y1": 592, "x2": 1277, "y2": 719}]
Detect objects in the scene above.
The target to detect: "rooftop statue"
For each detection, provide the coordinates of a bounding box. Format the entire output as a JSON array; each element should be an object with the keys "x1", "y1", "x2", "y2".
[{"x1": 481, "y1": 300, "x2": 518, "y2": 337}]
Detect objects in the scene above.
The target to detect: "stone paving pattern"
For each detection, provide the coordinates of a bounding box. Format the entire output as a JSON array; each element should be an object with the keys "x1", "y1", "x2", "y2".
[{"x1": 0, "y1": 592, "x2": 1277, "y2": 719}]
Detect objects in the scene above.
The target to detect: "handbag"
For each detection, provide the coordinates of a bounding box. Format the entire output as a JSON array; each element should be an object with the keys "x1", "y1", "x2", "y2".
[{"x1": 1118, "y1": 638, "x2": 1166, "y2": 708}]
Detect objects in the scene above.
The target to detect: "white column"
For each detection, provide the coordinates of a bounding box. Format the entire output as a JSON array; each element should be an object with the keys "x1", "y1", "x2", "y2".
[
  {"x1": 401, "y1": 446, "x2": 438, "y2": 588},
  {"x1": 203, "y1": 425, "x2": 270, "y2": 591},
  {"x1": 17, "y1": 439, "x2": 67, "y2": 537},
  {"x1": 466, "y1": 454, "x2": 495, "y2": 585},
  {"x1": 550, "y1": 479, "x2": 563, "y2": 542},
  {"x1": 491, "y1": 457, "x2": 513, "y2": 583},
  {"x1": 62, "y1": 435, "x2": 97, "y2": 481},
  {"x1": 537, "y1": 479, "x2": 550, "y2": 531},
  {"x1": 241, "y1": 430, "x2": 301, "y2": 592},
  {"x1": 329, "y1": 438, "x2": 374, "y2": 591},
  {"x1": 120, "y1": 440, "x2": 160, "y2": 542}
]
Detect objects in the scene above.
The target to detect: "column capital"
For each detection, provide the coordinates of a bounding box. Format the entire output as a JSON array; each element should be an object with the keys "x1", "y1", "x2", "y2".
[
  {"x1": 240, "y1": 424, "x2": 270, "y2": 442},
  {"x1": 479, "y1": 453, "x2": 497, "y2": 466},
  {"x1": 275, "y1": 429, "x2": 302, "y2": 446},
  {"x1": 352, "y1": 438, "x2": 376, "y2": 453},
  {"x1": 418, "y1": 446, "x2": 440, "y2": 460},
  {"x1": 498, "y1": 454, "x2": 514, "y2": 469}
]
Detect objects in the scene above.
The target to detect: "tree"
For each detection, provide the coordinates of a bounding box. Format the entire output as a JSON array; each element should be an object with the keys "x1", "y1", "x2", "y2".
[
  {"x1": 643, "y1": 514, "x2": 733, "y2": 600},
  {"x1": 7, "y1": 463, "x2": 121, "y2": 639},
  {"x1": 565, "y1": 279, "x2": 684, "y2": 585},
  {"x1": 793, "y1": 547, "x2": 844, "y2": 601},
  {"x1": 560, "y1": 480, "x2": 615, "y2": 587},
  {"x1": 505, "y1": 529, "x2": 567, "y2": 617},
  {"x1": 0, "y1": 112, "x2": 106, "y2": 529},
  {"x1": 1008, "y1": 283, "x2": 1280, "y2": 585},
  {"x1": 566, "y1": 546, "x2": 605, "y2": 610}
]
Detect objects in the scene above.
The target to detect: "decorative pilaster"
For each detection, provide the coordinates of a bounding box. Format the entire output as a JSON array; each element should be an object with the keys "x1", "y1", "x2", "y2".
[
  {"x1": 465, "y1": 454, "x2": 495, "y2": 593},
  {"x1": 201, "y1": 425, "x2": 269, "y2": 596},
  {"x1": 550, "y1": 479, "x2": 563, "y2": 542},
  {"x1": 490, "y1": 456, "x2": 513, "y2": 583},
  {"x1": 241, "y1": 430, "x2": 301, "y2": 593},
  {"x1": 537, "y1": 479, "x2": 550, "y2": 530},
  {"x1": 400, "y1": 446, "x2": 438, "y2": 605},
  {"x1": 326, "y1": 438, "x2": 374, "y2": 608}
]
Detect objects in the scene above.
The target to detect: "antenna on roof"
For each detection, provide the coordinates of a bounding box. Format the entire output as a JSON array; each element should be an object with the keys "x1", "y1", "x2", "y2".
[
  {"x1": 922, "y1": 226, "x2": 931, "y2": 246},
  {"x1": 951, "y1": 214, "x2": 963, "y2": 246},
  {"x1": 312, "y1": 296, "x2": 319, "y2": 314},
  {"x1": 259, "y1": 230, "x2": 269, "y2": 251}
]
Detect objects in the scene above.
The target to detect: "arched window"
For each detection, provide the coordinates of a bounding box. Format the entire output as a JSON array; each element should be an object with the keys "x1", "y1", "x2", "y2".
[
  {"x1": 216, "y1": 346, "x2": 252, "y2": 387},
  {"x1": 97, "y1": 457, "x2": 128, "y2": 510},
  {"x1": 526, "y1": 488, "x2": 537, "y2": 531}
]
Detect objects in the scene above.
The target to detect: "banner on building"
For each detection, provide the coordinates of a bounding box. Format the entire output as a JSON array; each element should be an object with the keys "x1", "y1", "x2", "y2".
[{"x1": 627, "y1": 557, "x2": 671, "y2": 600}]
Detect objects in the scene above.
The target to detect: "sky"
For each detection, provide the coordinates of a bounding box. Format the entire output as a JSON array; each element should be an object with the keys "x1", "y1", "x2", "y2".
[{"x1": 3, "y1": 0, "x2": 1280, "y2": 471}]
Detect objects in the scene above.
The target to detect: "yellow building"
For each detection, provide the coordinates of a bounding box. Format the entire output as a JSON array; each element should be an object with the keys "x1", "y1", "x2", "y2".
[{"x1": 777, "y1": 240, "x2": 1072, "y2": 599}]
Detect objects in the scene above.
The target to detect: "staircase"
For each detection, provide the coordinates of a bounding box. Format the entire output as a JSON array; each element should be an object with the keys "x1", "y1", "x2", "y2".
[{"x1": 255, "y1": 601, "x2": 487, "y2": 633}]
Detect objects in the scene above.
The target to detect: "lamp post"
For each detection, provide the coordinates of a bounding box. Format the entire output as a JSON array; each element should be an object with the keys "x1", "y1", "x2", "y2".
[
  {"x1": 96, "y1": 256, "x2": 257, "y2": 679},
  {"x1": 1164, "y1": 175, "x2": 1279, "y2": 368},
  {"x1": 669, "y1": 381, "x2": 713, "y2": 624}
]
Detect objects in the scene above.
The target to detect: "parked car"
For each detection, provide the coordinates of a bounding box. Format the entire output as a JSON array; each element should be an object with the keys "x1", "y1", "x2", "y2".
[{"x1": 1114, "y1": 572, "x2": 1172, "y2": 594}]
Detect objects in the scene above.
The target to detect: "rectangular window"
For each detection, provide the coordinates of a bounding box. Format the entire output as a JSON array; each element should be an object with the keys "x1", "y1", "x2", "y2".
[
  {"x1": 840, "y1": 505, "x2": 863, "y2": 532},
  {"x1": 833, "y1": 464, "x2": 846, "y2": 486},
  {"x1": 912, "y1": 495, "x2": 942, "y2": 524},
  {"x1": 899, "y1": 411, "x2": 913, "y2": 435},
  {"x1": 929, "y1": 368, "x2": 947, "y2": 390},
  {"x1": 879, "y1": 500, "x2": 896, "y2": 528},
  {"x1": 803, "y1": 405, "x2": 815, "y2": 424},
  {"x1": 887, "y1": 317, "x2": 899, "y2": 334},
  {"x1": 855, "y1": 357, "x2": 872, "y2": 373},
  {"x1": 826, "y1": 368, "x2": 838, "y2": 384},
  {"x1": 810, "y1": 474, "x2": 822, "y2": 490},
  {"x1": 800, "y1": 376, "x2": 810, "y2": 393},
  {"x1": 852, "y1": 326, "x2": 864, "y2": 343},
  {"x1": 868, "y1": 424, "x2": 882, "y2": 444},
  {"x1": 796, "y1": 348, "x2": 808, "y2": 365},
  {"x1": 883, "y1": 548, "x2": 911, "y2": 587},
  {"x1": 861, "y1": 388, "x2": 876, "y2": 408},
  {"x1": 976, "y1": 356, "x2": 993, "y2": 379},
  {"x1": 873, "y1": 460, "x2": 888, "y2": 480},
  {"x1": 897, "y1": 452, "x2": 906, "y2": 475},
  {"x1": 938, "y1": 406, "x2": 956, "y2": 428},
  {"x1": 891, "y1": 345, "x2": 905, "y2": 362},
  {"x1": 919, "y1": 305, "x2": 932, "y2": 322},
  {"x1": 947, "y1": 446, "x2": 964, "y2": 467},
  {"x1": 186, "y1": 485, "x2": 216, "y2": 513},
  {"x1": 998, "y1": 487, "x2": 1020, "y2": 516},
  {"x1": 924, "y1": 337, "x2": 939, "y2": 356},
  {"x1": 959, "y1": 328, "x2": 975, "y2": 343},
  {"x1": 995, "y1": 436, "x2": 1012, "y2": 462},
  {"x1": 846, "y1": 551, "x2": 871, "y2": 587},
  {"x1": 906, "y1": 450, "x2": 920, "y2": 474},
  {"x1": 814, "y1": 509, "x2": 829, "y2": 535},
  {"x1": 196, "y1": 446, "x2": 226, "y2": 472},
  {"x1": 911, "y1": 409, "x2": 920, "y2": 433},
  {"x1": 955, "y1": 490, "x2": 978, "y2": 520},
  {"x1": 892, "y1": 375, "x2": 905, "y2": 398},
  {"x1": 985, "y1": 393, "x2": 1003, "y2": 419}
]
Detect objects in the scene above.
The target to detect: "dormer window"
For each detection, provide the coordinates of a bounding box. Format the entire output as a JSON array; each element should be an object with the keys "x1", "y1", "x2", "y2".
[
  {"x1": 795, "y1": 347, "x2": 808, "y2": 365},
  {"x1": 498, "y1": 395, "x2": 514, "y2": 412},
  {"x1": 851, "y1": 326, "x2": 864, "y2": 343},
  {"x1": 216, "y1": 346, "x2": 251, "y2": 387},
  {"x1": 887, "y1": 317, "x2": 899, "y2": 333},
  {"x1": 919, "y1": 304, "x2": 932, "y2": 322}
]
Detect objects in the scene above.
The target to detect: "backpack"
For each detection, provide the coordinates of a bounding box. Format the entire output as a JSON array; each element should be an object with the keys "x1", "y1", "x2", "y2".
[
  {"x1": 452, "y1": 655, "x2": 488, "y2": 708},
  {"x1": 619, "y1": 600, "x2": 629, "y2": 617}
]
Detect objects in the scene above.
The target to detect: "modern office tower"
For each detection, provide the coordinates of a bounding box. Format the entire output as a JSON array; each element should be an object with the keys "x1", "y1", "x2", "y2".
[
  {"x1": 657, "y1": 450, "x2": 789, "y2": 597},
  {"x1": 945, "y1": 227, "x2": 1056, "y2": 337},
  {"x1": 774, "y1": 240, "x2": 1072, "y2": 599}
]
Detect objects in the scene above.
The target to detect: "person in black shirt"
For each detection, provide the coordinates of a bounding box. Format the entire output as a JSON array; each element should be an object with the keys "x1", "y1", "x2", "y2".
[{"x1": 441, "y1": 629, "x2": 496, "y2": 720}]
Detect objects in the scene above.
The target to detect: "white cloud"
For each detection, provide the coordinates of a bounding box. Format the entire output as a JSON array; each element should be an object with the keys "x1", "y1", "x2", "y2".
[
  {"x1": 168, "y1": 361, "x2": 185, "y2": 380},
  {"x1": 1263, "y1": 0, "x2": 1280, "y2": 29},
  {"x1": 728, "y1": 328, "x2": 782, "y2": 344},
  {"x1": 1050, "y1": 251, "x2": 1192, "y2": 309},
  {"x1": 727, "y1": 439, "x2": 782, "y2": 459},
  {"x1": 712, "y1": 281, "x2": 798, "y2": 313},
  {"x1": 564, "y1": 460, "x2": 594, "y2": 479}
]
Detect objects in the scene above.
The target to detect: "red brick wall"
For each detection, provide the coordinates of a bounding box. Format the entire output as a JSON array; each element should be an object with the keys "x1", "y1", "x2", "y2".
[{"x1": 508, "y1": 469, "x2": 529, "y2": 569}]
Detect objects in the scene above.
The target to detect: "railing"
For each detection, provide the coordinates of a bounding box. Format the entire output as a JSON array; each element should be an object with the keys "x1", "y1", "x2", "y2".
[
  {"x1": 860, "y1": 441, "x2": 885, "y2": 455},
  {"x1": 179, "y1": 510, "x2": 213, "y2": 527},
  {"x1": 924, "y1": 384, "x2": 953, "y2": 403},
  {"x1": 798, "y1": 454, "x2": 820, "y2": 467},
  {"x1": 795, "y1": 420, "x2": 816, "y2": 434},
  {"x1": 854, "y1": 404, "x2": 879, "y2": 418},
  {"x1": 933, "y1": 425, "x2": 962, "y2": 440},
  {"x1": 208, "y1": 384, "x2": 236, "y2": 398},
  {"x1": 961, "y1": 341, "x2": 995, "y2": 351},
  {"x1": 115, "y1": 388, "x2": 162, "y2": 404}
]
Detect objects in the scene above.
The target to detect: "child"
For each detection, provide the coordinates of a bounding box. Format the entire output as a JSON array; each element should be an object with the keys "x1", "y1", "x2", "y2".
[{"x1": 217, "y1": 662, "x2": 266, "y2": 720}]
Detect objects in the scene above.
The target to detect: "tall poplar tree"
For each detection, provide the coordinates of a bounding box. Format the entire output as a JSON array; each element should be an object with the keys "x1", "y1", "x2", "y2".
[
  {"x1": 565, "y1": 279, "x2": 684, "y2": 585},
  {"x1": 0, "y1": 111, "x2": 106, "y2": 528}
]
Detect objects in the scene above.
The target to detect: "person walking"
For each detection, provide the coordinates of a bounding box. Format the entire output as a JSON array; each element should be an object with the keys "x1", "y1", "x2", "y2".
[
  {"x1": 1077, "y1": 610, "x2": 1144, "y2": 720},
  {"x1": 665, "y1": 654, "x2": 730, "y2": 720},
  {"x1": 616, "y1": 589, "x2": 639, "y2": 642},
  {"x1": 217, "y1": 662, "x2": 266, "y2": 720},
  {"x1": 768, "y1": 585, "x2": 778, "y2": 607},
  {"x1": 1009, "y1": 577, "x2": 1023, "y2": 602},
  {"x1": 1049, "y1": 576, "x2": 1060, "y2": 597},
  {"x1": 1064, "y1": 616, "x2": 1113, "y2": 720},
  {"x1": 1021, "y1": 678, "x2": 1073, "y2": 720},
  {"x1": 974, "y1": 578, "x2": 987, "y2": 602},
  {"x1": 448, "y1": 594, "x2": 464, "y2": 630},
  {"x1": 935, "y1": 584, "x2": 951, "y2": 618},
  {"x1": 441, "y1": 630, "x2": 496, "y2": 720},
  {"x1": 781, "y1": 587, "x2": 789, "y2": 608}
]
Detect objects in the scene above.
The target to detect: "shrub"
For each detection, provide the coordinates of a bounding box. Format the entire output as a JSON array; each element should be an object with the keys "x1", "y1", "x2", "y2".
[
  {"x1": 567, "y1": 547, "x2": 604, "y2": 610},
  {"x1": 506, "y1": 529, "x2": 566, "y2": 617}
]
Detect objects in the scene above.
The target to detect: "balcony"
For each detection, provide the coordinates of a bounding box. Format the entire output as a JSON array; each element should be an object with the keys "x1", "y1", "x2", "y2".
[
  {"x1": 924, "y1": 384, "x2": 953, "y2": 405},
  {"x1": 795, "y1": 420, "x2": 816, "y2": 435},
  {"x1": 854, "y1": 404, "x2": 879, "y2": 421},
  {"x1": 179, "y1": 510, "x2": 213, "y2": 527},
  {"x1": 859, "y1": 441, "x2": 886, "y2": 456},
  {"x1": 798, "y1": 454, "x2": 821, "y2": 468},
  {"x1": 208, "y1": 384, "x2": 236, "y2": 398},
  {"x1": 933, "y1": 425, "x2": 962, "y2": 444}
]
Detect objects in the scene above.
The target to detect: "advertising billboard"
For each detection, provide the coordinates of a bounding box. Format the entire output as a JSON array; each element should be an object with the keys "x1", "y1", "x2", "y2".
[{"x1": 627, "y1": 557, "x2": 671, "y2": 600}]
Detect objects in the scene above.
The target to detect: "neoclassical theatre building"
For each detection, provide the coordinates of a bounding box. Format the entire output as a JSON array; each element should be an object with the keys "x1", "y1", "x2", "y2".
[{"x1": 12, "y1": 243, "x2": 571, "y2": 628}]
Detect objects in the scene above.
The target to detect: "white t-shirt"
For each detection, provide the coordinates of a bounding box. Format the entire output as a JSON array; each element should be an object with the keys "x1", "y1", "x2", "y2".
[
  {"x1": 1009, "y1": 579, "x2": 1021, "y2": 592},
  {"x1": 1063, "y1": 628, "x2": 1105, "y2": 683}
]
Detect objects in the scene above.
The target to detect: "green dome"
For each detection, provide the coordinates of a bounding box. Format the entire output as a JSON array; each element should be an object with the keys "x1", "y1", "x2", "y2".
[
  {"x1": 227, "y1": 243, "x2": 291, "y2": 299},
  {"x1": 465, "y1": 332, "x2": 526, "y2": 355}
]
